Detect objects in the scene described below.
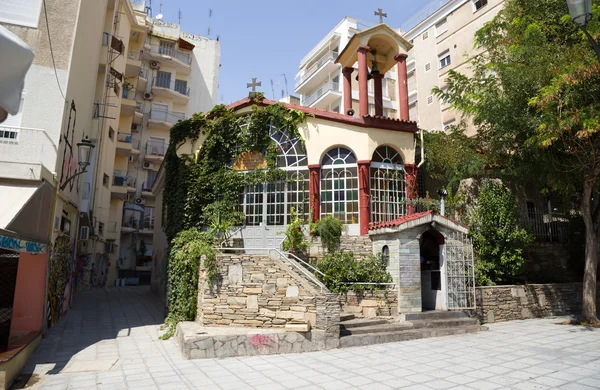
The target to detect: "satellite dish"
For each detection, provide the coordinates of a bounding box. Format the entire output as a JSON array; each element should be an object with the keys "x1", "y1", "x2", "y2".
[{"x1": 156, "y1": 13, "x2": 163, "y2": 20}]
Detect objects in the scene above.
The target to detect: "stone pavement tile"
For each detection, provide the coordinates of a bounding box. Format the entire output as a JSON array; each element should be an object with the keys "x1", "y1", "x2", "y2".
[
  {"x1": 465, "y1": 370, "x2": 496, "y2": 380},
  {"x1": 445, "y1": 374, "x2": 478, "y2": 385},
  {"x1": 445, "y1": 365, "x2": 473, "y2": 374},
  {"x1": 40, "y1": 385, "x2": 69, "y2": 390},
  {"x1": 365, "y1": 371, "x2": 396, "y2": 382},
  {"x1": 404, "y1": 373, "x2": 435, "y2": 384},
  {"x1": 577, "y1": 377, "x2": 600, "y2": 388},
  {"x1": 424, "y1": 379, "x2": 456, "y2": 389},
  {"x1": 97, "y1": 383, "x2": 126, "y2": 390},
  {"x1": 426, "y1": 369, "x2": 455, "y2": 379},
  {"x1": 379, "y1": 378, "x2": 415, "y2": 388},
  {"x1": 559, "y1": 383, "x2": 599, "y2": 390},
  {"x1": 341, "y1": 375, "x2": 374, "y2": 386},
  {"x1": 218, "y1": 380, "x2": 252, "y2": 390},
  {"x1": 521, "y1": 366, "x2": 556, "y2": 376},
  {"x1": 530, "y1": 375, "x2": 568, "y2": 387},
  {"x1": 511, "y1": 381, "x2": 550, "y2": 390},
  {"x1": 486, "y1": 375, "x2": 524, "y2": 387},
  {"x1": 548, "y1": 370, "x2": 584, "y2": 381},
  {"x1": 401, "y1": 385, "x2": 433, "y2": 390},
  {"x1": 158, "y1": 382, "x2": 190, "y2": 390},
  {"x1": 279, "y1": 378, "x2": 312, "y2": 388},
  {"x1": 466, "y1": 380, "x2": 504, "y2": 389},
  {"x1": 505, "y1": 370, "x2": 538, "y2": 381},
  {"x1": 128, "y1": 378, "x2": 156, "y2": 387},
  {"x1": 367, "y1": 383, "x2": 392, "y2": 390},
  {"x1": 562, "y1": 366, "x2": 598, "y2": 376},
  {"x1": 319, "y1": 380, "x2": 354, "y2": 390}
]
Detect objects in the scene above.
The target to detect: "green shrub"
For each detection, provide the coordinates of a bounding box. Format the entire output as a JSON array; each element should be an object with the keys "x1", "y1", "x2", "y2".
[
  {"x1": 313, "y1": 216, "x2": 343, "y2": 253},
  {"x1": 470, "y1": 180, "x2": 532, "y2": 286},
  {"x1": 316, "y1": 251, "x2": 392, "y2": 293},
  {"x1": 280, "y1": 207, "x2": 309, "y2": 256}
]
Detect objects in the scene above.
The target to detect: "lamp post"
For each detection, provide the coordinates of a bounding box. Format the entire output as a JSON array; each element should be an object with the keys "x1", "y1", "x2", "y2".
[
  {"x1": 566, "y1": 0, "x2": 600, "y2": 61},
  {"x1": 59, "y1": 136, "x2": 95, "y2": 191}
]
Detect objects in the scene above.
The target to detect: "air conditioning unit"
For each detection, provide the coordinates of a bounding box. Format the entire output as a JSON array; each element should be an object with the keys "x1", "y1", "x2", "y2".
[
  {"x1": 128, "y1": 155, "x2": 135, "y2": 162},
  {"x1": 143, "y1": 92, "x2": 153, "y2": 100},
  {"x1": 143, "y1": 161, "x2": 154, "y2": 170},
  {"x1": 80, "y1": 226, "x2": 90, "y2": 241},
  {"x1": 150, "y1": 61, "x2": 160, "y2": 69},
  {"x1": 135, "y1": 197, "x2": 145, "y2": 205}
]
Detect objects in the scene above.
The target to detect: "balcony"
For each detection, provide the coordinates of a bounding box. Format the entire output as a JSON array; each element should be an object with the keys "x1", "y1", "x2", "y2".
[
  {"x1": 133, "y1": 102, "x2": 143, "y2": 125},
  {"x1": 303, "y1": 81, "x2": 341, "y2": 108},
  {"x1": 116, "y1": 132, "x2": 133, "y2": 156},
  {"x1": 122, "y1": 209, "x2": 141, "y2": 233},
  {"x1": 148, "y1": 109, "x2": 185, "y2": 130},
  {"x1": 126, "y1": 50, "x2": 142, "y2": 77},
  {"x1": 151, "y1": 77, "x2": 190, "y2": 104},
  {"x1": 144, "y1": 139, "x2": 167, "y2": 162},
  {"x1": 111, "y1": 169, "x2": 130, "y2": 198},
  {"x1": 141, "y1": 181, "x2": 154, "y2": 198},
  {"x1": 144, "y1": 43, "x2": 192, "y2": 74},
  {"x1": 106, "y1": 221, "x2": 118, "y2": 240},
  {"x1": 120, "y1": 86, "x2": 137, "y2": 116},
  {"x1": 0, "y1": 126, "x2": 57, "y2": 180},
  {"x1": 137, "y1": 66, "x2": 148, "y2": 90},
  {"x1": 99, "y1": 32, "x2": 124, "y2": 74},
  {"x1": 295, "y1": 50, "x2": 339, "y2": 94},
  {"x1": 139, "y1": 207, "x2": 155, "y2": 234}
]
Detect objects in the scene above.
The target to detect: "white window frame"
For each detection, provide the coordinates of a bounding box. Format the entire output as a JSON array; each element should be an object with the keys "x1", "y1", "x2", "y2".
[
  {"x1": 435, "y1": 18, "x2": 448, "y2": 37},
  {"x1": 473, "y1": 0, "x2": 488, "y2": 12},
  {"x1": 439, "y1": 50, "x2": 451, "y2": 69},
  {"x1": 0, "y1": 0, "x2": 43, "y2": 28},
  {"x1": 320, "y1": 147, "x2": 359, "y2": 225},
  {"x1": 370, "y1": 146, "x2": 406, "y2": 223}
]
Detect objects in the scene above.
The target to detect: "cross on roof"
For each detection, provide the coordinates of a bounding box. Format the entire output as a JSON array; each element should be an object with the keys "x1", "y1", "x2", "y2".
[
  {"x1": 374, "y1": 8, "x2": 387, "y2": 24},
  {"x1": 246, "y1": 78, "x2": 262, "y2": 92}
]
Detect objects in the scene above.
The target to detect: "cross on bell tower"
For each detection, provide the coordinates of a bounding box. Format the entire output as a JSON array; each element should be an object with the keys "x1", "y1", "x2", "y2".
[
  {"x1": 246, "y1": 78, "x2": 262, "y2": 92},
  {"x1": 374, "y1": 8, "x2": 387, "y2": 24}
]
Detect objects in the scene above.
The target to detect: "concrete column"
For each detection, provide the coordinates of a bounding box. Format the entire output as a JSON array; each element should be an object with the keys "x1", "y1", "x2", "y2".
[
  {"x1": 373, "y1": 74, "x2": 384, "y2": 116},
  {"x1": 357, "y1": 160, "x2": 371, "y2": 235},
  {"x1": 357, "y1": 45, "x2": 370, "y2": 117},
  {"x1": 342, "y1": 67, "x2": 354, "y2": 115},
  {"x1": 308, "y1": 164, "x2": 320, "y2": 222},
  {"x1": 394, "y1": 53, "x2": 409, "y2": 121},
  {"x1": 404, "y1": 163, "x2": 417, "y2": 215}
]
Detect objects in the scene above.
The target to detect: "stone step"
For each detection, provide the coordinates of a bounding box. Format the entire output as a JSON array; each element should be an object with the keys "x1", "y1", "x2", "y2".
[
  {"x1": 402, "y1": 310, "x2": 469, "y2": 321},
  {"x1": 340, "y1": 323, "x2": 413, "y2": 336},
  {"x1": 340, "y1": 313, "x2": 356, "y2": 322},
  {"x1": 409, "y1": 317, "x2": 479, "y2": 329},
  {"x1": 339, "y1": 318, "x2": 389, "y2": 329},
  {"x1": 339, "y1": 325, "x2": 488, "y2": 348}
]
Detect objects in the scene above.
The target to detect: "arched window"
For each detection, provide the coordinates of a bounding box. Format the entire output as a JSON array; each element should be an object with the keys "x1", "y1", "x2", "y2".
[
  {"x1": 239, "y1": 122, "x2": 309, "y2": 226},
  {"x1": 382, "y1": 245, "x2": 390, "y2": 266},
  {"x1": 320, "y1": 147, "x2": 359, "y2": 224},
  {"x1": 370, "y1": 146, "x2": 406, "y2": 223}
]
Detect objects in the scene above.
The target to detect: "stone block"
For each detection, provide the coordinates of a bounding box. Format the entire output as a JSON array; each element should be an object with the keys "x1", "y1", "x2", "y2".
[
  {"x1": 286, "y1": 285, "x2": 299, "y2": 298},
  {"x1": 521, "y1": 307, "x2": 532, "y2": 319},
  {"x1": 243, "y1": 287, "x2": 262, "y2": 295},
  {"x1": 247, "y1": 295, "x2": 258, "y2": 309},
  {"x1": 228, "y1": 264, "x2": 242, "y2": 284},
  {"x1": 289, "y1": 311, "x2": 306, "y2": 320},
  {"x1": 251, "y1": 273, "x2": 265, "y2": 282},
  {"x1": 276, "y1": 278, "x2": 289, "y2": 288},
  {"x1": 272, "y1": 319, "x2": 286, "y2": 325},
  {"x1": 360, "y1": 300, "x2": 378, "y2": 307},
  {"x1": 290, "y1": 306, "x2": 307, "y2": 312},
  {"x1": 262, "y1": 284, "x2": 276, "y2": 294},
  {"x1": 304, "y1": 312, "x2": 317, "y2": 326},
  {"x1": 363, "y1": 307, "x2": 377, "y2": 318},
  {"x1": 276, "y1": 311, "x2": 292, "y2": 319},
  {"x1": 260, "y1": 308, "x2": 276, "y2": 318},
  {"x1": 285, "y1": 323, "x2": 310, "y2": 332}
]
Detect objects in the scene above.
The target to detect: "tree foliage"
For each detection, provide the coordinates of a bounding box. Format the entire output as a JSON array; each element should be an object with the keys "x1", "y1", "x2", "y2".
[
  {"x1": 316, "y1": 251, "x2": 392, "y2": 293},
  {"x1": 435, "y1": 0, "x2": 600, "y2": 320},
  {"x1": 470, "y1": 180, "x2": 532, "y2": 285}
]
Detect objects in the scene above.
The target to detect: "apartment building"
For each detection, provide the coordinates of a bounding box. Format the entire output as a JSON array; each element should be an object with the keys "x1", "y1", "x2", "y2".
[
  {"x1": 295, "y1": 17, "x2": 399, "y2": 118},
  {"x1": 402, "y1": 0, "x2": 505, "y2": 134},
  {"x1": 114, "y1": 14, "x2": 220, "y2": 285}
]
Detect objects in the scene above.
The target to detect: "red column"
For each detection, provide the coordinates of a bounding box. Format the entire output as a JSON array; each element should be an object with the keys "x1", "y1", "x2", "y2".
[
  {"x1": 404, "y1": 163, "x2": 417, "y2": 215},
  {"x1": 373, "y1": 74, "x2": 384, "y2": 116},
  {"x1": 342, "y1": 67, "x2": 354, "y2": 115},
  {"x1": 357, "y1": 160, "x2": 371, "y2": 236},
  {"x1": 308, "y1": 164, "x2": 320, "y2": 223},
  {"x1": 394, "y1": 53, "x2": 409, "y2": 121},
  {"x1": 357, "y1": 45, "x2": 370, "y2": 117}
]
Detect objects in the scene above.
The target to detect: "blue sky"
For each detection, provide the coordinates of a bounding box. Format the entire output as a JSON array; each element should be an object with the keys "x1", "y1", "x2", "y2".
[{"x1": 152, "y1": 0, "x2": 436, "y2": 107}]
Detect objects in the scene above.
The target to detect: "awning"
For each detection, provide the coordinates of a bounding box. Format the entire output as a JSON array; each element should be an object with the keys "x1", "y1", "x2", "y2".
[
  {"x1": 0, "y1": 25, "x2": 34, "y2": 123},
  {"x1": 0, "y1": 181, "x2": 54, "y2": 245}
]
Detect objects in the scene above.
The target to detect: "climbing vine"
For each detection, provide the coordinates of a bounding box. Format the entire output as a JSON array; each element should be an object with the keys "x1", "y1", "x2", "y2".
[{"x1": 161, "y1": 97, "x2": 307, "y2": 336}]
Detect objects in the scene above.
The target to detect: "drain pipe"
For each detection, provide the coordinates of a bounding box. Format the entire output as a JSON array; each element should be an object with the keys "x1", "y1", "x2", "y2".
[
  {"x1": 437, "y1": 188, "x2": 448, "y2": 216},
  {"x1": 417, "y1": 129, "x2": 425, "y2": 168}
]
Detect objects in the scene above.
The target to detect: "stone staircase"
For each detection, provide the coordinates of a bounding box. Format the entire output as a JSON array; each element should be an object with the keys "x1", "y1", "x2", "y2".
[{"x1": 339, "y1": 311, "x2": 487, "y2": 348}]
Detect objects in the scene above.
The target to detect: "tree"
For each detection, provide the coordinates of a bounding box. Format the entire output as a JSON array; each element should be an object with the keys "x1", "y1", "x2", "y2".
[
  {"x1": 470, "y1": 180, "x2": 532, "y2": 285},
  {"x1": 435, "y1": 0, "x2": 600, "y2": 321}
]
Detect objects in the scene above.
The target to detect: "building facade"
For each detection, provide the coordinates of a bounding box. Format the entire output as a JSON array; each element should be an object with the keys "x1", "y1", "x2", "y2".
[{"x1": 294, "y1": 17, "x2": 400, "y2": 118}]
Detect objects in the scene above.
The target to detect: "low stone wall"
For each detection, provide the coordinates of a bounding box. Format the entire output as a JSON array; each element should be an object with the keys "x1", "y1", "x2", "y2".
[
  {"x1": 309, "y1": 236, "x2": 373, "y2": 259},
  {"x1": 475, "y1": 283, "x2": 600, "y2": 323},
  {"x1": 523, "y1": 243, "x2": 576, "y2": 283},
  {"x1": 340, "y1": 290, "x2": 398, "y2": 318}
]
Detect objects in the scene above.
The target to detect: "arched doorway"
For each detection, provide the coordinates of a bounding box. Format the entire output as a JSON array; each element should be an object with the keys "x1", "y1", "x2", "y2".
[
  {"x1": 420, "y1": 230, "x2": 445, "y2": 310},
  {"x1": 370, "y1": 145, "x2": 406, "y2": 223}
]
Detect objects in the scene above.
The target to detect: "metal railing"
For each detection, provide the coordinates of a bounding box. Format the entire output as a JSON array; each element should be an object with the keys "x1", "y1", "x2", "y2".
[
  {"x1": 113, "y1": 169, "x2": 128, "y2": 186},
  {"x1": 122, "y1": 86, "x2": 137, "y2": 100},
  {"x1": 128, "y1": 50, "x2": 142, "y2": 61},
  {"x1": 146, "y1": 139, "x2": 167, "y2": 156},
  {"x1": 149, "y1": 44, "x2": 192, "y2": 65},
  {"x1": 149, "y1": 109, "x2": 185, "y2": 125},
  {"x1": 303, "y1": 81, "x2": 340, "y2": 107},
  {"x1": 117, "y1": 132, "x2": 132, "y2": 143},
  {"x1": 127, "y1": 176, "x2": 137, "y2": 187},
  {"x1": 295, "y1": 50, "x2": 339, "y2": 88},
  {"x1": 0, "y1": 126, "x2": 57, "y2": 173},
  {"x1": 523, "y1": 211, "x2": 569, "y2": 243},
  {"x1": 143, "y1": 208, "x2": 155, "y2": 230},
  {"x1": 152, "y1": 77, "x2": 190, "y2": 97}
]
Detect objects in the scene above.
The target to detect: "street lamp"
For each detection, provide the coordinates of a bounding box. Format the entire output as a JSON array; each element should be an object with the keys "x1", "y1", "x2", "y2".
[
  {"x1": 566, "y1": 0, "x2": 600, "y2": 61},
  {"x1": 60, "y1": 136, "x2": 95, "y2": 191}
]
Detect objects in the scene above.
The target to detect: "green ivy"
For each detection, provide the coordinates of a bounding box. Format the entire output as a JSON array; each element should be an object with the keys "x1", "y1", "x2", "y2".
[
  {"x1": 161, "y1": 98, "x2": 307, "y2": 336},
  {"x1": 316, "y1": 251, "x2": 392, "y2": 293},
  {"x1": 312, "y1": 216, "x2": 343, "y2": 253}
]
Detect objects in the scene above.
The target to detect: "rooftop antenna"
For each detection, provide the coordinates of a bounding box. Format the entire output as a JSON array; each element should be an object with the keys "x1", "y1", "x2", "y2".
[
  {"x1": 277, "y1": 74, "x2": 289, "y2": 97},
  {"x1": 178, "y1": 8, "x2": 182, "y2": 24},
  {"x1": 207, "y1": 9, "x2": 213, "y2": 37},
  {"x1": 145, "y1": 0, "x2": 152, "y2": 17},
  {"x1": 155, "y1": 0, "x2": 163, "y2": 20},
  {"x1": 270, "y1": 80, "x2": 275, "y2": 100}
]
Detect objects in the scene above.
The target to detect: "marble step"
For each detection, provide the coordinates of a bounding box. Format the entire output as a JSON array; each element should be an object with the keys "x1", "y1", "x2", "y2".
[
  {"x1": 339, "y1": 318, "x2": 389, "y2": 329},
  {"x1": 409, "y1": 317, "x2": 479, "y2": 329},
  {"x1": 340, "y1": 323, "x2": 413, "y2": 336},
  {"x1": 402, "y1": 310, "x2": 470, "y2": 321},
  {"x1": 339, "y1": 313, "x2": 356, "y2": 322}
]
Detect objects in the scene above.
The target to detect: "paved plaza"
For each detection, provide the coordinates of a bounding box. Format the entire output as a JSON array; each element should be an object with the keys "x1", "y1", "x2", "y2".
[{"x1": 15, "y1": 287, "x2": 600, "y2": 390}]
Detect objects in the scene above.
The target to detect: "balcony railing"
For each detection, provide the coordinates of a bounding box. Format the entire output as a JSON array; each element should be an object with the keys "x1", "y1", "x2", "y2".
[
  {"x1": 0, "y1": 126, "x2": 58, "y2": 174},
  {"x1": 142, "y1": 181, "x2": 153, "y2": 192},
  {"x1": 118, "y1": 132, "x2": 132, "y2": 143},
  {"x1": 522, "y1": 211, "x2": 569, "y2": 243},
  {"x1": 127, "y1": 176, "x2": 137, "y2": 187},
  {"x1": 303, "y1": 81, "x2": 340, "y2": 107},
  {"x1": 149, "y1": 43, "x2": 192, "y2": 65},
  {"x1": 128, "y1": 50, "x2": 142, "y2": 61},
  {"x1": 295, "y1": 50, "x2": 338, "y2": 88},
  {"x1": 149, "y1": 109, "x2": 185, "y2": 125},
  {"x1": 143, "y1": 207, "x2": 155, "y2": 230},
  {"x1": 123, "y1": 210, "x2": 141, "y2": 229},
  {"x1": 146, "y1": 140, "x2": 167, "y2": 156},
  {"x1": 113, "y1": 169, "x2": 129, "y2": 187},
  {"x1": 152, "y1": 77, "x2": 190, "y2": 97},
  {"x1": 122, "y1": 86, "x2": 137, "y2": 100}
]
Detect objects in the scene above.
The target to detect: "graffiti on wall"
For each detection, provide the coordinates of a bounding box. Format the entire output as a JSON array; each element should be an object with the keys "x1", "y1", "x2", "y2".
[
  {"x1": 59, "y1": 100, "x2": 79, "y2": 192},
  {"x1": 47, "y1": 234, "x2": 73, "y2": 327},
  {"x1": 91, "y1": 253, "x2": 109, "y2": 288}
]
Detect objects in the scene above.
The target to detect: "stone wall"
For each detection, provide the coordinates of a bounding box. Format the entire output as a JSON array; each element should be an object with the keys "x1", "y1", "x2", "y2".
[
  {"x1": 475, "y1": 283, "x2": 600, "y2": 323},
  {"x1": 309, "y1": 236, "x2": 373, "y2": 259},
  {"x1": 340, "y1": 290, "x2": 398, "y2": 318},
  {"x1": 197, "y1": 254, "x2": 339, "y2": 333},
  {"x1": 523, "y1": 243, "x2": 576, "y2": 283}
]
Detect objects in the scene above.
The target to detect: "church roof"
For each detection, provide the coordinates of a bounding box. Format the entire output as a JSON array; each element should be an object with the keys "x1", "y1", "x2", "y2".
[
  {"x1": 368, "y1": 210, "x2": 468, "y2": 234},
  {"x1": 226, "y1": 96, "x2": 418, "y2": 134}
]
